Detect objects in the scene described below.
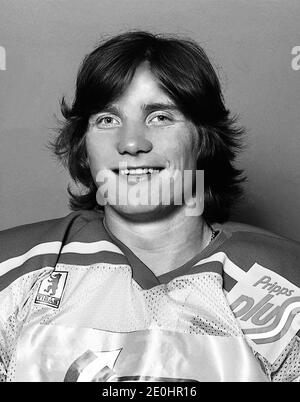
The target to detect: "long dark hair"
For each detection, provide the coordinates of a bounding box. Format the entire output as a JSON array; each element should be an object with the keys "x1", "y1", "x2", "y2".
[{"x1": 51, "y1": 31, "x2": 245, "y2": 223}]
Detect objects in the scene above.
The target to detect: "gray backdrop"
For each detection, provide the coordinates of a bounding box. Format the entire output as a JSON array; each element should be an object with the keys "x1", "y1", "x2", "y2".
[{"x1": 0, "y1": 0, "x2": 299, "y2": 241}]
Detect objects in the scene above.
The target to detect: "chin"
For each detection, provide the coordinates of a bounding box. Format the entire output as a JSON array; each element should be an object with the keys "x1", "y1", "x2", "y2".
[{"x1": 108, "y1": 202, "x2": 178, "y2": 222}]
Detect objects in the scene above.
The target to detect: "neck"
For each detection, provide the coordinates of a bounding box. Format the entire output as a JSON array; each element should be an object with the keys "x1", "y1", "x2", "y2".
[{"x1": 104, "y1": 206, "x2": 212, "y2": 276}]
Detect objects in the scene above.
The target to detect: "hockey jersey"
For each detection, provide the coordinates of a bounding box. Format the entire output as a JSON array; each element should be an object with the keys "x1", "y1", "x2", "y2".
[{"x1": 0, "y1": 210, "x2": 299, "y2": 382}]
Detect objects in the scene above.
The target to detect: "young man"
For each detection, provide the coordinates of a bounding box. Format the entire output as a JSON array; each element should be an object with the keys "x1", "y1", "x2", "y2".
[{"x1": 0, "y1": 31, "x2": 299, "y2": 382}]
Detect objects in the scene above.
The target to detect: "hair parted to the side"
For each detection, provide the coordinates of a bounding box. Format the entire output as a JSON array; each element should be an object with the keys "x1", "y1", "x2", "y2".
[{"x1": 50, "y1": 30, "x2": 246, "y2": 224}]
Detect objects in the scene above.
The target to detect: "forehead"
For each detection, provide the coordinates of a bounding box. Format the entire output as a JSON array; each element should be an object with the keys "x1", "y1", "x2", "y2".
[{"x1": 111, "y1": 63, "x2": 175, "y2": 108}]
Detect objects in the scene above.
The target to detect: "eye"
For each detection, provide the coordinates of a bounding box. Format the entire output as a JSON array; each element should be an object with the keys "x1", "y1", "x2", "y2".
[
  {"x1": 147, "y1": 113, "x2": 173, "y2": 126},
  {"x1": 95, "y1": 115, "x2": 121, "y2": 128}
]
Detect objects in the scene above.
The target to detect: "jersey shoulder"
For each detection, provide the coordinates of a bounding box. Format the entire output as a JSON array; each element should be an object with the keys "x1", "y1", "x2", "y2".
[
  {"x1": 0, "y1": 210, "x2": 106, "y2": 290},
  {"x1": 218, "y1": 229, "x2": 300, "y2": 287}
]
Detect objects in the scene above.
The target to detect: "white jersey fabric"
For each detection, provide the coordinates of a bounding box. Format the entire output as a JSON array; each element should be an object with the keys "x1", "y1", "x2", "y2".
[{"x1": 0, "y1": 210, "x2": 299, "y2": 382}]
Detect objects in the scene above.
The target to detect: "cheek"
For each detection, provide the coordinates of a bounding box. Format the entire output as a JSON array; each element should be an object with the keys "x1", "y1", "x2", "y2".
[
  {"x1": 157, "y1": 125, "x2": 199, "y2": 167},
  {"x1": 85, "y1": 133, "x2": 107, "y2": 182},
  {"x1": 85, "y1": 130, "x2": 113, "y2": 171},
  {"x1": 184, "y1": 126, "x2": 200, "y2": 166}
]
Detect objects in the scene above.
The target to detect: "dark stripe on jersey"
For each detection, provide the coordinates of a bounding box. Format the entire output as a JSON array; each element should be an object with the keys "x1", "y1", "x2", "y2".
[
  {"x1": 158, "y1": 260, "x2": 223, "y2": 285},
  {"x1": 0, "y1": 210, "x2": 110, "y2": 290},
  {"x1": 0, "y1": 253, "x2": 58, "y2": 292},
  {"x1": 0, "y1": 250, "x2": 130, "y2": 292},
  {"x1": 58, "y1": 251, "x2": 129, "y2": 266},
  {"x1": 0, "y1": 210, "x2": 105, "y2": 264},
  {"x1": 130, "y1": 260, "x2": 161, "y2": 290},
  {"x1": 218, "y1": 231, "x2": 300, "y2": 287},
  {"x1": 223, "y1": 271, "x2": 238, "y2": 292},
  {"x1": 0, "y1": 218, "x2": 63, "y2": 263},
  {"x1": 0, "y1": 212, "x2": 83, "y2": 263},
  {"x1": 157, "y1": 234, "x2": 228, "y2": 286}
]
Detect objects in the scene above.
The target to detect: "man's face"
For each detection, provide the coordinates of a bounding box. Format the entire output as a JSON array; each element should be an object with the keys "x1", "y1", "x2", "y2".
[{"x1": 85, "y1": 63, "x2": 201, "y2": 219}]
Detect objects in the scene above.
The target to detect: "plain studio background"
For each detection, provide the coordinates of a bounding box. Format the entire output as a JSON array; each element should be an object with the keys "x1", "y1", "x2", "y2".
[{"x1": 0, "y1": 0, "x2": 299, "y2": 241}]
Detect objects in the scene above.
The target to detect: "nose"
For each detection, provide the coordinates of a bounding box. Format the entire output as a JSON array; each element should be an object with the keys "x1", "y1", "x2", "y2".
[{"x1": 117, "y1": 123, "x2": 153, "y2": 155}]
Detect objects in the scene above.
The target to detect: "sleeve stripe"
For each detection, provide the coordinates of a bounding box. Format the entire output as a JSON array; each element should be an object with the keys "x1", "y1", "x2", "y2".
[
  {"x1": 193, "y1": 251, "x2": 247, "y2": 283},
  {"x1": 0, "y1": 240, "x2": 124, "y2": 278},
  {"x1": 0, "y1": 241, "x2": 62, "y2": 277},
  {"x1": 61, "y1": 241, "x2": 124, "y2": 255}
]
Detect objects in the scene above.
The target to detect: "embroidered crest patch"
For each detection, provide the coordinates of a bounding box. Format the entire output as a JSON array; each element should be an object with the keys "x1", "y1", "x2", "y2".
[{"x1": 35, "y1": 270, "x2": 68, "y2": 308}]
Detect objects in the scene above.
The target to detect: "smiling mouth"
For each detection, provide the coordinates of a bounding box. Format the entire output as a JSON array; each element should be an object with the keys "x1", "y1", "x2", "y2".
[{"x1": 113, "y1": 167, "x2": 164, "y2": 176}]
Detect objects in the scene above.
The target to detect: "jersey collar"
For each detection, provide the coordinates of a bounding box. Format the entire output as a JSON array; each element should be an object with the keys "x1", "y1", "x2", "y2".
[{"x1": 102, "y1": 216, "x2": 230, "y2": 289}]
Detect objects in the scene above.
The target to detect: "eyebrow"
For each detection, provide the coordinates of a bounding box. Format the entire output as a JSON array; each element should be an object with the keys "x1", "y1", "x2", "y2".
[
  {"x1": 142, "y1": 102, "x2": 179, "y2": 113},
  {"x1": 99, "y1": 102, "x2": 179, "y2": 116}
]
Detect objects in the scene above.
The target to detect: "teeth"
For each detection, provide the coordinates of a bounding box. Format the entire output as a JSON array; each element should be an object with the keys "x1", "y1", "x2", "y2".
[{"x1": 119, "y1": 168, "x2": 161, "y2": 175}]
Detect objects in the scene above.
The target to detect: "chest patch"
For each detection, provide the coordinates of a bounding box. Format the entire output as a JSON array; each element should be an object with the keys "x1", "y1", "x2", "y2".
[{"x1": 35, "y1": 270, "x2": 68, "y2": 308}]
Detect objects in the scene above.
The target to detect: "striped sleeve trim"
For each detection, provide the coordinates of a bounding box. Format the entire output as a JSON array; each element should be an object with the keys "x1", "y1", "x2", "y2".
[
  {"x1": 193, "y1": 252, "x2": 247, "y2": 280},
  {"x1": 0, "y1": 241, "x2": 62, "y2": 277},
  {"x1": 0, "y1": 240, "x2": 125, "y2": 275},
  {"x1": 61, "y1": 240, "x2": 123, "y2": 255},
  {"x1": 192, "y1": 251, "x2": 246, "y2": 292},
  {"x1": 0, "y1": 240, "x2": 125, "y2": 291}
]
